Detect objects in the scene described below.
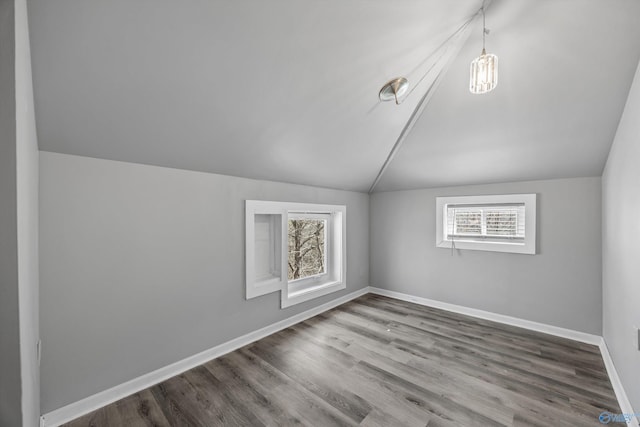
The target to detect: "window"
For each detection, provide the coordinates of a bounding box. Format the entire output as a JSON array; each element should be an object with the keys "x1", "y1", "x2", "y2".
[
  {"x1": 288, "y1": 214, "x2": 327, "y2": 281},
  {"x1": 246, "y1": 201, "x2": 346, "y2": 308},
  {"x1": 447, "y1": 204, "x2": 525, "y2": 241},
  {"x1": 436, "y1": 194, "x2": 536, "y2": 254}
]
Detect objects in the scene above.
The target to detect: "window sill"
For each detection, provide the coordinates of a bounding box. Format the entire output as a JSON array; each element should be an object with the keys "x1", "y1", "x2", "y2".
[
  {"x1": 281, "y1": 280, "x2": 345, "y2": 308},
  {"x1": 436, "y1": 239, "x2": 535, "y2": 255}
]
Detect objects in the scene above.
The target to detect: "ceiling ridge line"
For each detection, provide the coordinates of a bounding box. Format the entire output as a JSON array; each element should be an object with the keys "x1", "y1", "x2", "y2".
[
  {"x1": 368, "y1": 14, "x2": 480, "y2": 194},
  {"x1": 368, "y1": 79, "x2": 437, "y2": 194}
]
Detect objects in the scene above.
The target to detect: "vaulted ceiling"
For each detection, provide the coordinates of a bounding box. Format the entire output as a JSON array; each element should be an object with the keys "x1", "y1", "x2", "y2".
[{"x1": 28, "y1": 0, "x2": 640, "y2": 192}]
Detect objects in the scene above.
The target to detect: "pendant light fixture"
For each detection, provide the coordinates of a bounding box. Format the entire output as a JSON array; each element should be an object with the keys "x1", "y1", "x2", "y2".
[{"x1": 469, "y1": 4, "x2": 497, "y2": 94}]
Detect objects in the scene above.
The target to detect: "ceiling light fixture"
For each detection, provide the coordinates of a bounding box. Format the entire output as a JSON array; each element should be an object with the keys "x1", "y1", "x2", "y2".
[
  {"x1": 469, "y1": 4, "x2": 497, "y2": 94},
  {"x1": 379, "y1": 77, "x2": 409, "y2": 105},
  {"x1": 378, "y1": 2, "x2": 487, "y2": 106}
]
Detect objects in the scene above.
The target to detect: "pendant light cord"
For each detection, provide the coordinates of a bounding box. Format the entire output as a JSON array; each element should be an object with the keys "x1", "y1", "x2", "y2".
[
  {"x1": 482, "y1": 3, "x2": 486, "y2": 51},
  {"x1": 404, "y1": 9, "x2": 482, "y2": 100},
  {"x1": 368, "y1": 1, "x2": 490, "y2": 193}
]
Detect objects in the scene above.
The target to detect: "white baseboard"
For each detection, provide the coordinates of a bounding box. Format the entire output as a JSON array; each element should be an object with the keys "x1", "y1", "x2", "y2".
[
  {"x1": 368, "y1": 287, "x2": 602, "y2": 345},
  {"x1": 40, "y1": 286, "x2": 370, "y2": 427},
  {"x1": 42, "y1": 286, "x2": 636, "y2": 427},
  {"x1": 370, "y1": 287, "x2": 640, "y2": 425},
  {"x1": 599, "y1": 339, "x2": 639, "y2": 427}
]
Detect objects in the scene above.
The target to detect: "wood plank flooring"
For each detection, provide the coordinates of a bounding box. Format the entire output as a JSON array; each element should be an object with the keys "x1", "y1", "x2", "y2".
[{"x1": 64, "y1": 294, "x2": 620, "y2": 426}]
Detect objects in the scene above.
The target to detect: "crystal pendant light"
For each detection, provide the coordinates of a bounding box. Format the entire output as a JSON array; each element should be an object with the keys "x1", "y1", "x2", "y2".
[{"x1": 469, "y1": 6, "x2": 497, "y2": 94}]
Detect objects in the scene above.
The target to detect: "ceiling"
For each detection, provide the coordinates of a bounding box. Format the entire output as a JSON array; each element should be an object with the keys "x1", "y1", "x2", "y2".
[
  {"x1": 374, "y1": 0, "x2": 640, "y2": 191},
  {"x1": 27, "y1": 0, "x2": 640, "y2": 193}
]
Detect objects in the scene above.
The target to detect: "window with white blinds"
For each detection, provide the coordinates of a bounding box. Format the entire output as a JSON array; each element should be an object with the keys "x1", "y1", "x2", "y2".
[
  {"x1": 446, "y1": 204, "x2": 526, "y2": 241},
  {"x1": 436, "y1": 194, "x2": 536, "y2": 254}
]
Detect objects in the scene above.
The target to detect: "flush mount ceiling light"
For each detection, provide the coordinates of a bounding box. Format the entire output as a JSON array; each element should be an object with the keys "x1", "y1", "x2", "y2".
[
  {"x1": 379, "y1": 77, "x2": 409, "y2": 105},
  {"x1": 469, "y1": 4, "x2": 498, "y2": 94}
]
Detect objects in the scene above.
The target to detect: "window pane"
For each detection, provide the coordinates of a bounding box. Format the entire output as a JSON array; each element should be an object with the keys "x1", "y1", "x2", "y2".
[
  {"x1": 288, "y1": 219, "x2": 326, "y2": 280},
  {"x1": 486, "y1": 210, "x2": 518, "y2": 236},
  {"x1": 454, "y1": 210, "x2": 482, "y2": 235}
]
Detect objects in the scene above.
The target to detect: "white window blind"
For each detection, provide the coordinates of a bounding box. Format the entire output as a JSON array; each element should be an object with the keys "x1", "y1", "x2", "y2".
[
  {"x1": 446, "y1": 203, "x2": 526, "y2": 241},
  {"x1": 436, "y1": 194, "x2": 536, "y2": 254}
]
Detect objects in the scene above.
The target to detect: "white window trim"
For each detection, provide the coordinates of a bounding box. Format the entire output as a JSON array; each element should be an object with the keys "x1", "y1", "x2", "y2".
[
  {"x1": 245, "y1": 200, "x2": 346, "y2": 308},
  {"x1": 436, "y1": 194, "x2": 537, "y2": 255},
  {"x1": 245, "y1": 203, "x2": 286, "y2": 299}
]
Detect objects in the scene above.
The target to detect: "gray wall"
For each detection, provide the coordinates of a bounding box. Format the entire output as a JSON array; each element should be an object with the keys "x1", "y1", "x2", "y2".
[
  {"x1": 370, "y1": 177, "x2": 602, "y2": 335},
  {"x1": 602, "y1": 58, "x2": 640, "y2": 411},
  {"x1": 39, "y1": 152, "x2": 370, "y2": 413},
  {"x1": 16, "y1": 0, "x2": 40, "y2": 424},
  {"x1": 0, "y1": 1, "x2": 22, "y2": 425}
]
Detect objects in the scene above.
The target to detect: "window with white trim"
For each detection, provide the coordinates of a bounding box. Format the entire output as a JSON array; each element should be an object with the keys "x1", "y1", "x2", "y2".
[
  {"x1": 288, "y1": 214, "x2": 327, "y2": 281},
  {"x1": 436, "y1": 194, "x2": 536, "y2": 254},
  {"x1": 246, "y1": 201, "x2": 346, "y2": 308}
]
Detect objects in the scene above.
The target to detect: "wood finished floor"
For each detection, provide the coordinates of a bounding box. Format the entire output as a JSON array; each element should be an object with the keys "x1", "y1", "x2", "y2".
[{"x1": 65, "y1": 295, "x2": 620, "y2": 426}]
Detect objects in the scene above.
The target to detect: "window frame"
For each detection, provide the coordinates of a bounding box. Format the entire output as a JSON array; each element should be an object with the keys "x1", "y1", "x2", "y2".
[
  {"x1": 245, "y1": 205, "x2": 286, "y2": 299},
  {"x1": 245, "y1": 200, "x2": 346, "y2": 308},
  {"x1": 435, "y1": 194, "x2": 536, "y2": 255},
  {"x1": 448, "y1": 204, "x2": 525, "y2": 241}
]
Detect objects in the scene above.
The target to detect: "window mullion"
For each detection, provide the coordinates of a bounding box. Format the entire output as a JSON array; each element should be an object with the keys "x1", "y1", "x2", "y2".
[{"x1": 481, "y1": 209, "x2": 487, "y2": 236}]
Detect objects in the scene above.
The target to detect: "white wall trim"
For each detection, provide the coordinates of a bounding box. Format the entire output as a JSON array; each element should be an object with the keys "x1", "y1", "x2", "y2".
[
  {"x1": 368, "y1": 287, "x2": 601, "y2": 345},
  {"x1": 42, "y1": 286, "x2": 637, "y2": 427},
  {"x1": 370, "y1": 287, "x2": 640, "y2": 424},
  {"x1": 599, "y1": 338, "x2": 639, "y2": 427},
  {"x1": 40, "y1": 286, "x2": 370, "y2": 427}
]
